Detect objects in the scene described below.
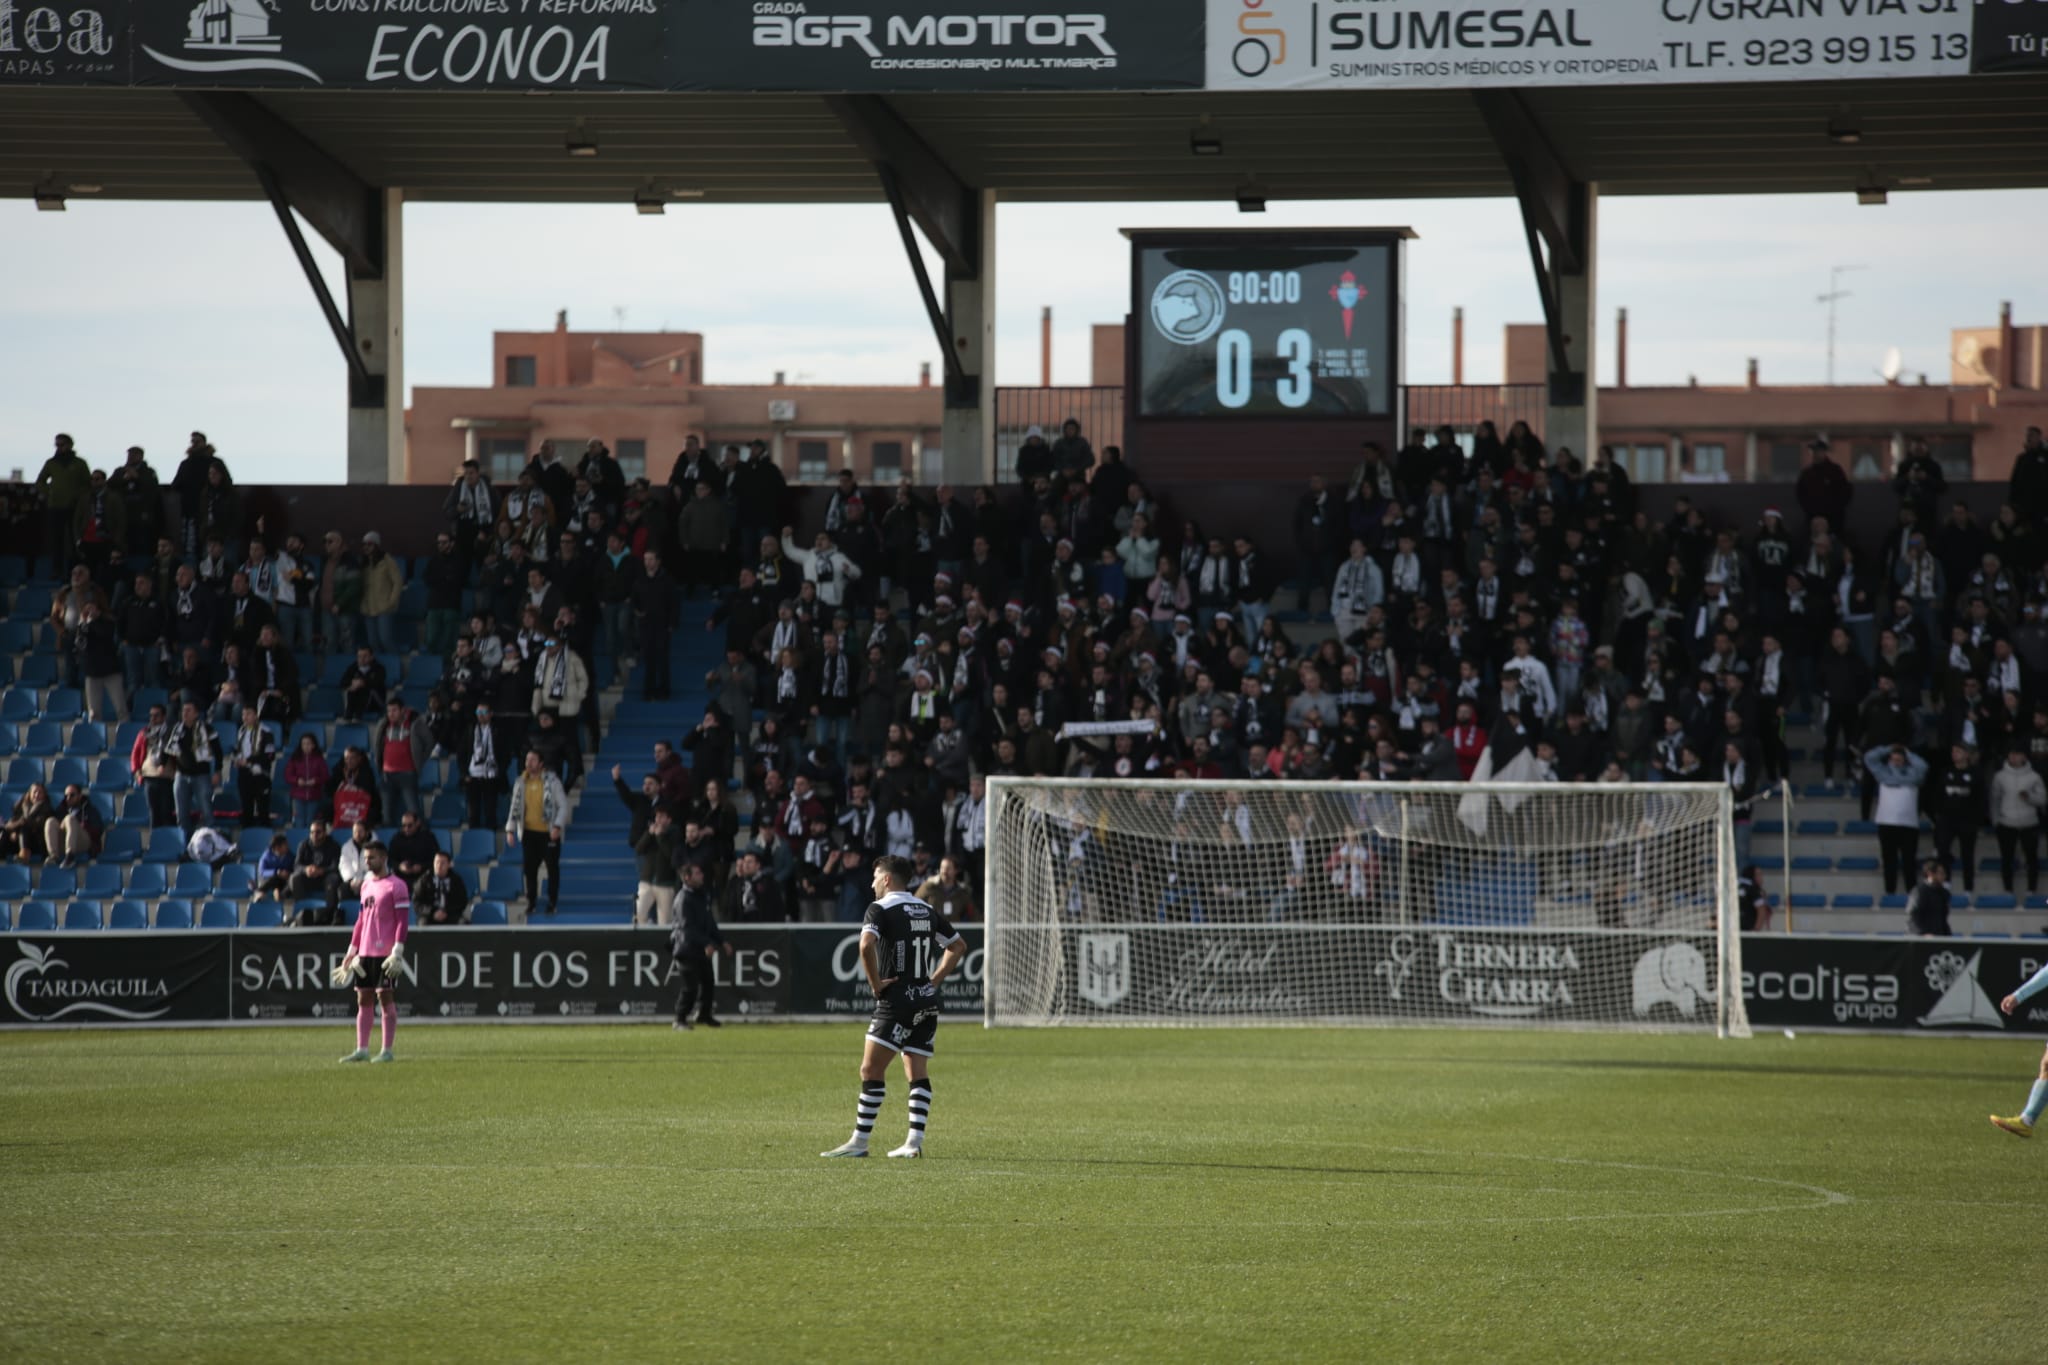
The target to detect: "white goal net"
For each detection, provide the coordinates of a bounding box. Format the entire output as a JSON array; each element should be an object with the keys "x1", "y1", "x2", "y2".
[{"x1": 982, "y1": 779, "x2": 1748, "y2": 1038}]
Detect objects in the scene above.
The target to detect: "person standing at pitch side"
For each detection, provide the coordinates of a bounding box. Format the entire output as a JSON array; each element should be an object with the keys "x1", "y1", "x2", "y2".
[
  {"x1": 332, "y1": 840, "x2": 411, "y2": 1064},
  {"x1": 821, "y1": 854, "x2": 966, "y2": 1160}
]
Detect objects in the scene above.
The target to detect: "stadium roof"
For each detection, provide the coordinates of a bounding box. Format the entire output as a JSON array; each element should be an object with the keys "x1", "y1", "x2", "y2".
[{"x1": 5, "y1": 73, "x2": 2047, "y2": 206}]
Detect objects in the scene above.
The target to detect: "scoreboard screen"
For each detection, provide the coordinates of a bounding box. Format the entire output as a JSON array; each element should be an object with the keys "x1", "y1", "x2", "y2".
[{"x1": 1130, "y1": 231, "x2": 1406, "y2": 420}]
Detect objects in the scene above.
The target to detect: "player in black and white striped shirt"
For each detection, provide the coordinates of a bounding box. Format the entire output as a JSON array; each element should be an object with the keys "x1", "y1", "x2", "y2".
[{"x1": 821, "y1": 855, "x2": 966, "y2": 1160}]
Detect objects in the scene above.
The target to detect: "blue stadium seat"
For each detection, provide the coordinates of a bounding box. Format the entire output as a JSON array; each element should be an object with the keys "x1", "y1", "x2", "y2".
[
  {"x1": 237, "y1": 827, "x2": 274, "y2": 863},
  {"x1": 455, "y1": 829, "x2": 497, "y2": 864},
  {"x1": 107, "y1": 901, "x2": 148, "y2": 930},
  {"x1": 92, "y1": 757, "x2": 128, "y2": 792},
  {"x1": 4, "y1": 757, "x2": 43, "y2": 789},
  {"x1": 64, "y1": 722, "x2": 105, "y2": 756},
  {"x1": 198, "y1": 900, "x2": 240, "y2": 929},
  {"x1": 0, "y1": 903, "x2": 12, "y2": 931},
  {"x1": 78, "y1": 864, "x2": 122, "y2": 900},
  {"x1": 333, "y1": 724, "x2": 369, "y2": 754},
  {"x1": 1795, "y1": 820, "x2": 1840, "y2": 836},
  {"x1": 0, "y1": 865, "x2": 29, "y2": 898},
  {"x1": 483, "y1": 865, "x2": 524, "y2": 899},
  {"x1": 1844, "y1": 821, "x2": 1879, "y2": 837},
  {"x1": 13, "y1": 585, "x2": 52, "y2": 619},
  {"x1": 119, "y1": 791, "x2": 150, "y2": 825},
  {"x1": 375, "y1": 653, "x2": 403, "y2": 685},
  {"x1": 429, "y1": 791, "x2": 464, "y2": 827},
  {"x1": 0, "y1": 556, "x2": 26, "y2": 588},
  {"x1": 171, "y1": 863, "x2": 214, "y2": 897},
  {"x1": 1831, "y1": 894, "x2": 1875, "y2": 909},
  {"x1": 35, "y1": 865, "x2": 76, "y2": 899},
  {"x1": 339, "y1": 901, "x2": 361, "y2": 926},
  {"x1": 19, "y1": 721, "x2": 61, "y2": 757},
  {"x1": 124, "y1": 864, "x2": 167, "y2": 898},
  {"x1": 15, "y1": 656, "x2": 56, "y2": 690},
  {"x1": 1754, "y1": 819, "x2": 1784, "y2": 837},
  {"x1": 62, "y1": 903, "x2": 102, "y2": 931},
  {"x1": 306, "y1": 687, "x2": 343, "y2": 718},
  {"x1": 1978, "y1": 893, "x2": 2018, "y2": 910},
  {"x1": 1953, "y1": 895, "x2": 1974, "y2": 910},
  {"x1": 470, "y1": 900, "x2": 507, "y2": 926},
  {"x1": 244, "y1": 902, "x2": 284, "y2": 928},
  {"x1": 0, "y1": 727, "x2": 15, "y2": 759},
  {"x1": 15, "y1": 901, "x2": 55, "y2": 931},
  {"x1": 1837, "y1": 856, "x2": 1880, "y2": 873},
  {"x1": 288, "y1": 720, "x2": 327, "y2": 753},
  {"x1": 143, "y1": 828, "x2": 184, "y2": 864},
  {"x1": 130, "y1": 687, "x2": 169, "y2": 717},
  {"x1": 1789, "y1": 893, "x2": 1828, "y2": 909},
  {"x1": 48, "y1": 757, "x2": 89, "y2": 793},
  {"x1": 319, "y1": 655, "x2": 354, "y2": 687},
  {"x1": 405, "y1": 655, "x2": 444, "y2": 689},
  {"x1": 1789, "y1": 856, "x2": 1831, "y2": 872},
  {"x1": 153, "y1": 899, "x2": 193, "y2": 929},
  {"x1": 0, "y1": 689, "x2": 35, "y2": 725},
  {"x1": 216, "y1": 864, "x2": 255, "y2": 898},
  {"x1": 40, "y1": 688, "x2": 83, "y2": 724}
]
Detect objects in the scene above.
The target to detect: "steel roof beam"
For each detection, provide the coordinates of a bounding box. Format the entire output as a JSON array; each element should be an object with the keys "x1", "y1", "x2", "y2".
[
  {"x1": 824, "y1": 94, "x2": 978, "y2": 278},
  {"x1": 178, "y1": 92, "x2": 383, "y2": 276}
]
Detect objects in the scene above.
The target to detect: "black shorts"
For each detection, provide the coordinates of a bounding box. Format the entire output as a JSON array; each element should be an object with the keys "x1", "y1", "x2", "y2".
[
  {"x1": 866, "y1": 983, "x2": 940, "y2": 1058},
  {"x1": 352, "y1": 956, "x2": 396, "y2": 991}
]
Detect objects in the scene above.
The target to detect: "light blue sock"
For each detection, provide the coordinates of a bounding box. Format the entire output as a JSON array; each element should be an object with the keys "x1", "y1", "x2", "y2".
[{"x1": 2023, "y1": 1080, "x2": 2048, "y2": 1125}]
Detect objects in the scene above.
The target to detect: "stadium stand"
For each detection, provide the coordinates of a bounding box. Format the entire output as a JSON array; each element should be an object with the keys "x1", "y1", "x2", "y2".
[{"x1": 4, "y1": 423, "x2": 2045, "y2": 941}]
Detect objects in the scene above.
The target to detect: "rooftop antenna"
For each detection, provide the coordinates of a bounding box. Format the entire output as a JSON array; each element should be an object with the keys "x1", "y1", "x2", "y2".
[
  {"x1": 1818, "y1": 264, "x2": 1865, "y2": 386},
  {"x1": 612, "y1": 305, "x2": 628, "y2": 330}
]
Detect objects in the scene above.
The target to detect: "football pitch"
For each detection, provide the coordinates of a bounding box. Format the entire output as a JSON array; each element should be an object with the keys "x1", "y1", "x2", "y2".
[{"x1": 0, "y1": 1024, "x2": 2035, "y2": 1362}]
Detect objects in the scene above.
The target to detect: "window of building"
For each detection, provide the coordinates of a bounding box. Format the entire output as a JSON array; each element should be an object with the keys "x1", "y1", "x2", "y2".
[
  {"x1": 482, "y1": 438, "x2": 529, "y2": 483},
  {"x1": 873, "y1": 440, "x2": 904, "y2": 481},
  {"x1": 1688, "y1": 443, "x2": 1728, "y2": 481},
  {"x1": 1617, "y1": 444, "x2": 1667, "y2": 483},
  {"x1": 796, "y1": 440, "x2": 831, "y2": 482},
  {"x1": 1767, "y1": 441, "x2": 1807, "y2": 481},
  {"x1": 615, "y1": 439, "x2": 646, "y2": 481},
  {"x1": 504, "y1": 355, "x2": 537, "y2": 388},
  {"x1": 1848, "y1": 441, "x2": 1887, "y2": 481},
  {"x1": 1928, "y1": 435, "x2": 1974, "y2": 482}
]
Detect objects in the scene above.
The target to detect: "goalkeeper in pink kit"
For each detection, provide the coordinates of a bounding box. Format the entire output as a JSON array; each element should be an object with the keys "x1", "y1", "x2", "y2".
[{"x1": 333, "y1": 841, "x2": 411, "y2": 1064}]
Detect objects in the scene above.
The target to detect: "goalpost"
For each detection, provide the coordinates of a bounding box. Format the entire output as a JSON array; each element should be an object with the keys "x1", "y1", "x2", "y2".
[{"x1": 982, "y1": 779, "x2": 1749, "y2": 1038}]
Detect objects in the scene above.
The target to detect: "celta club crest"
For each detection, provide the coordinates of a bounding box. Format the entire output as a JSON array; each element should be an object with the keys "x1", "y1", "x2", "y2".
[
  {"x1": 1329, "y1": 270, "x2": 1367, "y2": 339},
  {"x1": 1077, "y1": 932, "x2": 1130, "y2": 1008}
]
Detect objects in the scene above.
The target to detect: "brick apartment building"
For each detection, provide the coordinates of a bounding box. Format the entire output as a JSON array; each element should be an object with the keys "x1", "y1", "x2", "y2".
[{"x1": 405, "y1": 306, "x2": 2045, "y2": 487}]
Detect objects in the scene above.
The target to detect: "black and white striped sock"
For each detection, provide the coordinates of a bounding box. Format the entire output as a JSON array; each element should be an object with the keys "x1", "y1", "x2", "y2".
[
  {"x1": 853, "y1": 1081, "x2": 884, "y2": 1147},
  {"x1": 907, "y1": 1077, "x2": 931, "y2": 1147}
]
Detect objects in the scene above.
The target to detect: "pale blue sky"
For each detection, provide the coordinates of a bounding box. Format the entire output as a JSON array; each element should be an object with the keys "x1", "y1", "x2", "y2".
[{"x1": 0, "y1": 188, "x2": 2039, "y2": 484}]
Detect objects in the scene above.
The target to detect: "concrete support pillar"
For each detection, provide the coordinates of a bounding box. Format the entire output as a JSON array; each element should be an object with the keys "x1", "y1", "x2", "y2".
[
  {"x1": 345, "y1": 188, "x2": 405, "y2": 484},
  {"x1": 939, "y1": 188, "x2": 997, "y2": 485},
  {"x1": 1545, "y1": 183, "x2": 1597, "y2": 463}
]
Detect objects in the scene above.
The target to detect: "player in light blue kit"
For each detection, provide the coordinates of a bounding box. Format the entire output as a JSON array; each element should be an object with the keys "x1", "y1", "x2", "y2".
[{"x1": 1989, "y1": 963, "x2": 2048, "y2": 1137}]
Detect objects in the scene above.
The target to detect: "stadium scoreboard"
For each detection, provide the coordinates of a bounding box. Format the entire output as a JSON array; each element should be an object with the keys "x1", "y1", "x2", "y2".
[{"x1": 1127, "y1": 229, "x2": 1411, "y2": 421}]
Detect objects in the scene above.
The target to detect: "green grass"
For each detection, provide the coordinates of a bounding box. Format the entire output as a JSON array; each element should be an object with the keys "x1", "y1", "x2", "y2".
[{"x1": 0, "y1": 1024, "x2": 2038, "y2": 1362}]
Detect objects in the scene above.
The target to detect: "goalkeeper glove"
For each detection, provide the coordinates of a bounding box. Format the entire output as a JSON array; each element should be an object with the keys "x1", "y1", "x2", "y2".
[
  {"x1": 383, "y1": 942, "x2": 407, "y2": 980},
  {"x1": 330, "y1": 955, "x2": 360, "y2": 988}
]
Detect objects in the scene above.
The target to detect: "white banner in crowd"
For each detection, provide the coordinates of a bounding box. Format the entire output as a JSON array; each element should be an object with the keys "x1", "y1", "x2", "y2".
[{"x1": 1207, "y1": 0, "x2": 1983, "y2": 91}]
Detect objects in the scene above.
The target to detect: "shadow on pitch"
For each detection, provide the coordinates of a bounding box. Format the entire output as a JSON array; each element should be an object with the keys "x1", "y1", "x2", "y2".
[
  {"x1": 1003, "y1": 1155, "x2": 1445, "y2": 1178},
  {"x1": 1374, "y1": 1055, "x2": 2017, "y2": 1085}
]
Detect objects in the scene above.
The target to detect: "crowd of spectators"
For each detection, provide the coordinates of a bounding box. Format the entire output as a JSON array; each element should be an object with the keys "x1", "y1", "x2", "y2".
[{"x1": 16, "y1": 415, "x2": 2048, "y2": 930}]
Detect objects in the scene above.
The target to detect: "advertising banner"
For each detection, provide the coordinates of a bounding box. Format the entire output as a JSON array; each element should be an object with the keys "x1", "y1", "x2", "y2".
[
  {"x1": 3, "y1": 926, "x2": 2042, "y2": 1037},
  {"x1": 1972, "y1": 0, "x2": 2048, "y2": 74},
  {"x1": 0, "y1": 925, "x2": 985, "y2": 1025},
  {"x1": 0, "y1": 0, "x2": 128, "y2": 83},
  {"x1": 130, "y1": 0, "x2": 676, "y2": 91},
  {"x1": 1206, "y1": 0, "x2": 1990, "y2": 91},
  {"x1": 1740, "y1": 934, "x2": 2048, "y2": 1035},
  {"x1": 0, "y1": 930, "x2": 228, "y2": 1024},
  {"x1": 677, "y1": 0, "x2": 1204, "y2": 91}
]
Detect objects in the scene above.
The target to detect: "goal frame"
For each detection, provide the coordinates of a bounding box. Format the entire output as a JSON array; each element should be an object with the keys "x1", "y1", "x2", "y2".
[{"x1": 981, "y1": 777, "x2": 1746, "y2": 1038}]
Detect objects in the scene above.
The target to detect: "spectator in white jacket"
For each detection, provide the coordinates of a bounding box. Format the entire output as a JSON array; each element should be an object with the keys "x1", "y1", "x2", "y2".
[
  {"x1": 781, "y1": 526, "x2": 863, "y2": 609},
  {"x1": 1503, "y1": 636, "x2": 1558, "y2": 722},
  {"x1": 1991, "y1": 748, "x2": 2048, "y2": 893},
  {"x1": 1331, "y1": 539, "x2": 1383, "y2": 647},
  {"x1": 1865, "y1": 744, "x2": 1930, "y2": 895}
]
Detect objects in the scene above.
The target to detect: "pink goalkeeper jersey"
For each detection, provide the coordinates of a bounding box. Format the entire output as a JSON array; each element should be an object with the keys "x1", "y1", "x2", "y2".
[{"x1": 351, "y1": 873, "x2": 413, "y2": 957}]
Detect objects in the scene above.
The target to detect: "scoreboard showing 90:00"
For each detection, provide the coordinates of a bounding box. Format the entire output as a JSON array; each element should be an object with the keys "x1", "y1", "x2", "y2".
[{"x1": 1129, "y1": 230, "x2": 1408, "y2": 420}]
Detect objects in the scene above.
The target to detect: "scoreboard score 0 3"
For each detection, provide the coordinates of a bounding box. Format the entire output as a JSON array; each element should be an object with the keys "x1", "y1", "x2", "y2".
[{"x1": 1127, "y1": 228, "x2": 1411, "y2": 421}]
